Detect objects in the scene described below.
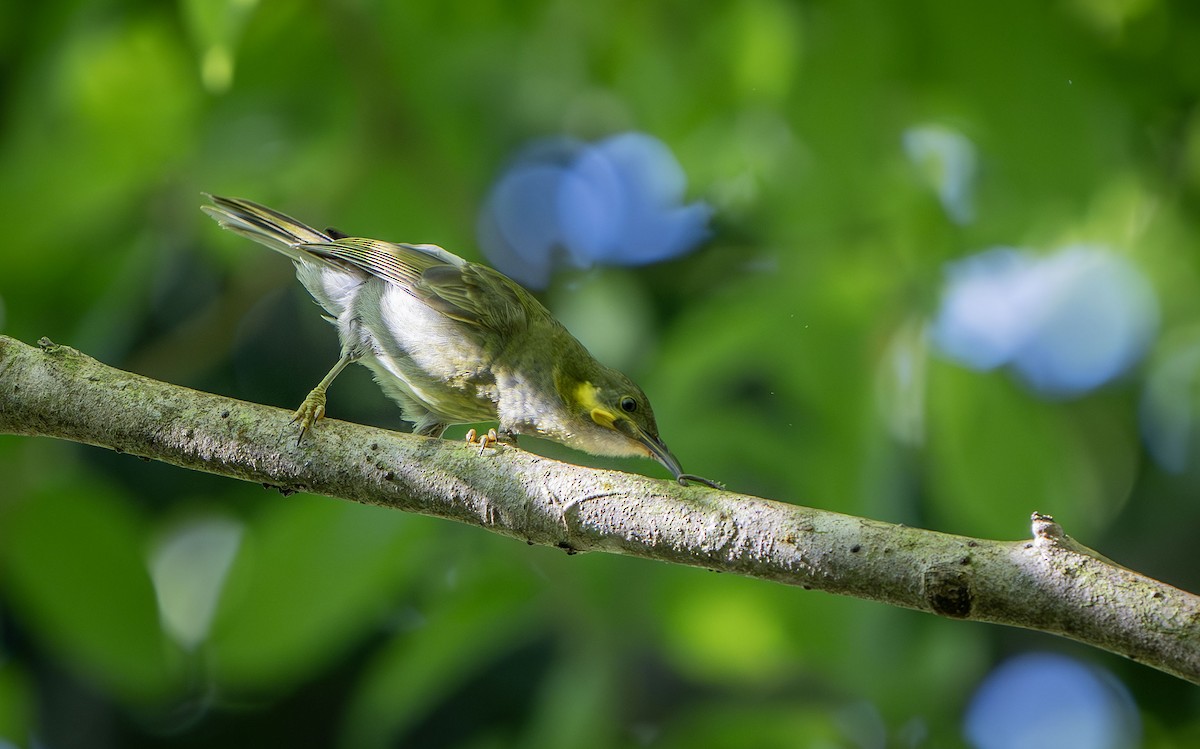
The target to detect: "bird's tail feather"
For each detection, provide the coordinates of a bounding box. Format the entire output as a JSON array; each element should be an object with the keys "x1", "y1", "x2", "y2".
[{"x1": 202, "y1": 194, "x2": 337, "y2": 266}]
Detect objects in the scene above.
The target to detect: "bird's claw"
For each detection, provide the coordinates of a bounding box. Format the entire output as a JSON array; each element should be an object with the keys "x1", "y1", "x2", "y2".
[
  {"x1": 288, "y1": 389, "x2": 327, "y2": 445},
  {"x1": 465, "y1": 427, "x2": 500, "y2": 455}
]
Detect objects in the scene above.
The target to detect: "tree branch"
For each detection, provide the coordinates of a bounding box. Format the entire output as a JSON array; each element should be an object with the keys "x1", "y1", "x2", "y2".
[{"x1": 2, "y1": 334, "x2": 1198, "y2": 683}]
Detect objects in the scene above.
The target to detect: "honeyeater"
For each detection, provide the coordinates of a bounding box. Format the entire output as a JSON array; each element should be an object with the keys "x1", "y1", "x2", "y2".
[{"x1": 202, "y1": 194, "x2": 719, "y2": 488}]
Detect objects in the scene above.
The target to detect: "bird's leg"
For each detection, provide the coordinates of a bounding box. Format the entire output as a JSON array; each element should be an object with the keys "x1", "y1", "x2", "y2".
[{"x1": 289, "y1": 353, "x2": 355, "y2": 444}]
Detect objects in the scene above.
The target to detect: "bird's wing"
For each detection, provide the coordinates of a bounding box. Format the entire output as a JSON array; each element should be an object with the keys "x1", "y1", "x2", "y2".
[{"x1": 301, "y1": 238, "x2": 530, "y2": 333}]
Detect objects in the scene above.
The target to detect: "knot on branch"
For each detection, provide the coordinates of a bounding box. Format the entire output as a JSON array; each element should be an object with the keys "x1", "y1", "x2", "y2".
[{"x1": 923, "y1": 563, "x2": 974, "y2": 618}]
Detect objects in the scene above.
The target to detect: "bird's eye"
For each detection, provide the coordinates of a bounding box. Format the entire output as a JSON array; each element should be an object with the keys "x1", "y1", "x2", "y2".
[{"x1": 619, "y1": 396, "x2": 638, "y2": 413}]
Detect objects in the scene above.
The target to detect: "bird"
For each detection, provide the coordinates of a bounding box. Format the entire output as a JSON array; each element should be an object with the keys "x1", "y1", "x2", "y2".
[{"x1": 202, "y1": 194, "x2": 720, "y2": 488}]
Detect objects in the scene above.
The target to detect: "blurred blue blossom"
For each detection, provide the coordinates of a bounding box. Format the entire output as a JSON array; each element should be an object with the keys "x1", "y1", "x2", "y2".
[
  {"x1": 903, "y1": 124, "x2": 977, "y2": 225},
  {"x1": 478, "y1": 132, "x2": 711, "y2": 288},
  {"x1": 932, "y1": 245, "x2": 1158, "y2": 397},
  {"x1": 963, "y1": 652, "x2": 1139, "y2": 749}
]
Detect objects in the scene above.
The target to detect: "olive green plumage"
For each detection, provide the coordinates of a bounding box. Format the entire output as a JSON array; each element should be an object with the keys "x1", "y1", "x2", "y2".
[{"x1": 202, "y1": 194, "x2": 717, "y2": 487}]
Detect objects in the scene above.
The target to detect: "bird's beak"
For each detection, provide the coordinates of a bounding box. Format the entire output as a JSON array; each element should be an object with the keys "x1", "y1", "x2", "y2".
[
  {"x1": 592, "y1": 408, "x2": 723, "y2": 489},
  {"x1": 612, "y1": 417, "x2": 685, "y2": 481}
]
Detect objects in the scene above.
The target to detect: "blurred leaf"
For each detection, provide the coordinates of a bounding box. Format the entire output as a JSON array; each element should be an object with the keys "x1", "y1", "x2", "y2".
[
  {"x1": 658, "y1": 581, "x2": 794, "y2": 684},
  {"x1": 337, "y1": 549, "x2": 542, "y2": 749},
  {"x1": 654, "y1": 573, "x2": 901, "y2": 701},
  {"x1": 207, "y1": 495, "x2": 419, "y2": 691},
  {"x1": 0, "y1": 13, "x2": 202, "y2": 338},
  {"x1": 655, "y1": 703, "x2": 846, "y2": 749},
  {"x1": 549, "y1": 270, "x2": 655, "y2": 372},
  {"x1": 1, "y1": 14, "x2": 200, "y2": 241},
  {"x1": 180, "y1": 0, "x2": 259, "y2": 93},
  {"x1": 728, "y1": 0, "x2": 802, "y2": 103},
  {"x1": 925, "y1": 360, "x2": 1138, "y2": 537},
  {"x1": 647, "y1": 254, "x2": 885, "y2": 508},
  {"x1": 0, "y1": 479, "x2": 181, "y2": 704},
  {"x1": 149, "y1": 513, "x2": 244, "y2": 650},
  {"x1": 520, "y1": 643, "x2": 619, "y2": 749},
  {"x1": 0, "y1": 660, "x2": 32, "y2": 746},
  {"x1": 847, "y1": 606, "x2": 988, "y2": 729}
]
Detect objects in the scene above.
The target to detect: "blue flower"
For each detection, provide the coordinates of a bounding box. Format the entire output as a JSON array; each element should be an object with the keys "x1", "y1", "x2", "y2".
[
  {"x1": 478, "y1": 132, "x2": 711, "y2": 288},
  {"x1": 964, "y1": 653, "x2": 1139, "y2": 749},
  {"x1": 932, "y1": 245, "x2": 1158, "y2": 397}
]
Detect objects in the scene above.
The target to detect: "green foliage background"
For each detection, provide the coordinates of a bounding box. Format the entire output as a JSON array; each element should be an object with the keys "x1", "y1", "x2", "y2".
[{"x1": 2, "y1": 0, "x2": 1199, "y2": 746}]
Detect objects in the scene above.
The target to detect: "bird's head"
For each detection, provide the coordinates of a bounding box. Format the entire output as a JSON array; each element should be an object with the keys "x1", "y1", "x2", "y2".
[{"x1": 559, "y1": 367, "x2": 687, "y2": 482}]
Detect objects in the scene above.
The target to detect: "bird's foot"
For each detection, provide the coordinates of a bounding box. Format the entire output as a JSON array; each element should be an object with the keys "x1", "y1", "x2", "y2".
[
  {"x1": 288, "y1": 388, "x2": 327, "y2": 445},
  {"x1": 465, "y1": 427, "x2": 500, "y2": 455}
]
